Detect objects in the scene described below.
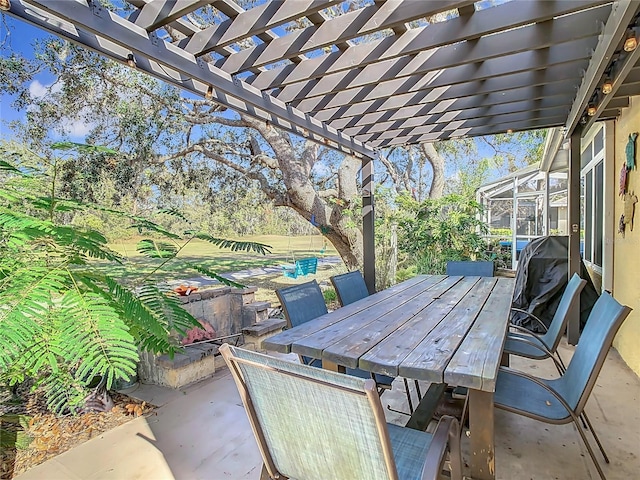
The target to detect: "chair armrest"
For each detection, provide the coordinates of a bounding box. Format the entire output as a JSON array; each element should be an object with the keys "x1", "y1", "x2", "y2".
[
  {"x1": 509, "y1": 324, "x2": 549, "y2": 349},
  {"x1": 498, "y1": 366, "x2": 578, "y2": 418},
  {"x1": 421, "y1": 415, "x2": 462, "y2": 480},
  {"x1": 510, "y1": 307, "x2": 549, "y2": 333},
  {"x1": 504, "y1": 333, "x2": 565, "y2": 373}
]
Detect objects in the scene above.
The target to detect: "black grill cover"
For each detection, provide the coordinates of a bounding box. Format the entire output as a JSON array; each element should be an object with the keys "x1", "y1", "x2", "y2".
[{"x1": 510, "y1": 236, "x2": 599, "y2": 333}]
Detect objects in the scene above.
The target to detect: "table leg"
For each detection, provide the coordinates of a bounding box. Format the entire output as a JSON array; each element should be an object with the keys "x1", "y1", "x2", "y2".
[
  {"x1": 501, "y1": 351, "x2": 510, "y2": 367},
  {"x1": 468, "y1": 389, "x2": 495, "y2": 480},
  {"x1": 322, "y1": 359, "x2": 345, "y2": 373}
]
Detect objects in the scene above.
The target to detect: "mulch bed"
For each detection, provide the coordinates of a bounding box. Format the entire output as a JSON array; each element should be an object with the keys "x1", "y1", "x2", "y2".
[{"x1": 1, "y1": 384, "x2": 153, "y2": 479}]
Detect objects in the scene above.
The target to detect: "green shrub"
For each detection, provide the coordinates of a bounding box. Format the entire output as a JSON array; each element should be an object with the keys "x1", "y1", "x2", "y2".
[
  {"x1": 489, "y1": 228, "x2": 512, "y2": 237},
  {"x1": 322, "y1": 287, "x2": 337, "y2": 303},
  {"x1": 0, "y1": 142, "x2": 270, "y2": 414},
  {"x1": 395, "y1": 194, "x2": 489, "y2": 275}
]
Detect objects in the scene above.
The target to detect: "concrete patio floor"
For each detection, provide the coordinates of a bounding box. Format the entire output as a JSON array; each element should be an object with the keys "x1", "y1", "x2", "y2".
[{"x1": 16, "y1": 340, "x2": 640, "y2": 480}]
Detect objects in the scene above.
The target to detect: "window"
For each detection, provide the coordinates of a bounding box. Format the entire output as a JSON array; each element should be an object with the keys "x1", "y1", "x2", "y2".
[{"x1": 581, "y1": 124, "x2": 605, "y2": 272}]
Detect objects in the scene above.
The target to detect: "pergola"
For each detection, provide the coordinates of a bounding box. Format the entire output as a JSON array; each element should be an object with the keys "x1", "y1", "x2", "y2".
[{"x1": 5, "y1": 0, "x2": 640, "y2": 340}]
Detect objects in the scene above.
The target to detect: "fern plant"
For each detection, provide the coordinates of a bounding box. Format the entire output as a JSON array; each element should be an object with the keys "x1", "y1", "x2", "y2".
[{"x1": 0, "y1": 141, "x2": 271, "y2": 413}]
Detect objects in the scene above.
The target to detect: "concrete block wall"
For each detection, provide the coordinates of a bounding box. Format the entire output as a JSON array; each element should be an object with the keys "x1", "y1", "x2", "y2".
[{"x1": 138, "y1": 286, "x2": 273, "y2": 388}]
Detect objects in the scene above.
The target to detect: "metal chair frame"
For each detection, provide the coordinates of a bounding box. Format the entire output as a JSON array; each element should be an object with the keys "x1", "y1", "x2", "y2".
[{"x1": 495, "y1": 292, "x2": 631, "y2": 480}]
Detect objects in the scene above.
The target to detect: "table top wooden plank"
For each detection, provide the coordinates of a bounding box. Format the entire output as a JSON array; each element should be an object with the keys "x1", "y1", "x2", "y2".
[
  {"x1": 444, "y1": 278, "x2": 515, "y2": 391},
  {"x1": 262, "y1": 274, "x2": 439, "y2": 353},
  {"x1": 318, "y1": 275, "x2": 462, "y2": 369},
  {"x1": 292, "y1": 276, "x2": 448, "y2": 364},
  {"x1": 359, "y1": 277, "x2": 480, "y2": 377},
  {"x1": 399, "y1": 277, "x2": 498, "y2": 384}
]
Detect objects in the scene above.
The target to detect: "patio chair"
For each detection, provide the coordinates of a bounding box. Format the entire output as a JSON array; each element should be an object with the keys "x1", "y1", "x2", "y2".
[
  {"x1": 505, "y1": 273, "x2": 587, "y2": 374},
  {"x1": 220, "y1": 344, "x2": 462, "y2": 480},
  {"x1": 276, "y1": 280, "x2": 395, "y2": 394},
  {"x1": 494, "y1": 291, "x2": 631, "y2": 480},
  {"x1": 330, "y1": 270, "x2": 370, "y2": 307},
  {"x1": 445, "y1": 260, "x2": 495, "y2": 277}
]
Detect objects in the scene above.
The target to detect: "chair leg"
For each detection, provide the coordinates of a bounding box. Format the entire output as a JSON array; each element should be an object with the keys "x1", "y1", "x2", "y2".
[
  {"x1": 572, "y1": 416, "x2": 608, "y2": 480},
  {"x1": 555, "y1": 350, "x2": 568, "y2": 373},
  {"x1": 448, "y1": 420, "x2": 463, "y2": 480},
  {"x1": 403, "y1": 378, "x2": 415, "y2": 414},
  {"x1": 581, "y1": 410, "x2": 610, "y2": 464},
  {"x1": 260, "y1": 464, "x2": 273, "y2": 480},
  {"x1": 414, "y1": 379, "x2": 422, "y2": 401}
]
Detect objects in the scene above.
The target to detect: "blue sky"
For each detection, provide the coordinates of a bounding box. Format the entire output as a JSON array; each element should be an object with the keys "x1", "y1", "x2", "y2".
[{"x1": 1, "y1": 18, "x2": 57, "y2": 137}]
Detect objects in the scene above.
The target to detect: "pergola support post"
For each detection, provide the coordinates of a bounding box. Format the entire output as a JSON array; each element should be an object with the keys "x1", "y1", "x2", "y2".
[
  {"x1": 362, "y1": 154, "x2": 376, "y2": 294},
  {"x1": 567, "y1": 127, "x2": 582, "y2": 345}
]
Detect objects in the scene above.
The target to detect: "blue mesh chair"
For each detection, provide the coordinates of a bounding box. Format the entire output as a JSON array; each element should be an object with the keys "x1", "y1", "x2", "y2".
[
  {"x1": 494, "y1": 292, "x2": 631, "y2": 480},
  {"x1": 445, "y1": 261, "x2": 495, "y2": 277},
  {"x1": 276, "y1": 280, "x2": 395, "y2": 394},
  {"x1": 221, "y1": 344, "x2": 462, "y2": 480},
  {"x1": 330, "y1": 270, "x2": 370, "y2": 307},
  {"x1": 505, "y1": 273, "x2": 587, "y2": 374}
]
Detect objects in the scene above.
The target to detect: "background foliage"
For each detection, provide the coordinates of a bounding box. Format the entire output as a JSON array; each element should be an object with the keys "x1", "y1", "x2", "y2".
[{"x1": 394, "y1": 194, "x2": 489, "y2": 276}]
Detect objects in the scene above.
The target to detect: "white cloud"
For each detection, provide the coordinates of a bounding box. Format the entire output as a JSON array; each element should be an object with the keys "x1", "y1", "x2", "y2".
[
  {"x1": 27, "y1": 80, "x2": 93, "y2": 138},
  {"x1": 64, "y1": 118, "x2": 94, "y2": 138},
  {"x1": 28, "y1": 79, "x2": 63, "y2": 99}
]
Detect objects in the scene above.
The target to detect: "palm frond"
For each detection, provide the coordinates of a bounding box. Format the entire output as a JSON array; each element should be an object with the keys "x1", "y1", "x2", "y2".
[
  {"x1": 130, "y1": 219, "x2": 181, "y2": 239},
  {"x1": 0, "y1": 160, "x2": 24, "y2": 175},
  {"x1": 0, "y1": 209, "x2": 123, "y2": 263},
  {"x1": 158, "y1": 207, "x2": 191, "y2": 224},
  {"x1": 189, "y1": 232, "x2": 272, "y2": 255},
  {"x1": 92, "y1": 275, "x2": 198, "y2": 354},
  {"x1": 136, "y1": 239, "x2": 179, "y2": 259},
  {"x1": 50, "y1": 141, "x2": 118, "y2": 155},
  {"x1": 58, "y1": 290, "x2": 138, "y2": 391}
]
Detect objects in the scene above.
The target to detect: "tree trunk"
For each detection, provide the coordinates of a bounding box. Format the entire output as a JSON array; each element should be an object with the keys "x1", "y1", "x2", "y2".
[
  {"x1": 246, "y1": 116, "x2": 364, "y2": 270},
  {"x1": 421, "y1": 143, "x2": 445, "y2": 199}
]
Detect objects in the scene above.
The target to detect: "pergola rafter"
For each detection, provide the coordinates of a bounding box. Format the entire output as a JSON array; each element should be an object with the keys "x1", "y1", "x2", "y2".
[
  {"x1": 270, "y1": 2, "x2": 608, "y2": 104},
  {"x1": 320, "y1": 82, "x2": 580, "y2": 127},
  {"x1": 315, "y1": 64, "x2": 587, "y2": 129},
  {"x1": 177, "y1": 0, "x2": 338, "y2": 58},
  {"x1": 287, "y1": 7, "x2": 608, "y2": 115},
  {"x1": 214, "y1": 0, "x2": 475, "y2": 74},
  {"x1": 6, "y1": 0, "x2": 639, "y2": 152}
]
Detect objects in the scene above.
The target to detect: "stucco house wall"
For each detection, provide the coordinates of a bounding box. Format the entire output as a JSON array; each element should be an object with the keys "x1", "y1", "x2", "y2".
[{"x1": 612, "y1": 95, "x2": 640, "y2": 376}]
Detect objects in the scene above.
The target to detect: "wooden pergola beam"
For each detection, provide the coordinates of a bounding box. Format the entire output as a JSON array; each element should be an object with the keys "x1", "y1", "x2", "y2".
[
  {"x1": 7, "y1": 0, "x2": 374, "y2": 159},
  {"x1": 215, "y1": 0, "x2": 474, "y2": 74},
  {"x1": 247, "y1": 0, "x2": 607, "y2": 92},
  {"x1": 289, "y1": 8, "x2": 607, "y2": 112}
]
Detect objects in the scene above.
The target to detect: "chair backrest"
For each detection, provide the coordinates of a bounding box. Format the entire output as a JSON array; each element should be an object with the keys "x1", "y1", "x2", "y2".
[
  {"x1": 221, "y1": 344, "x2": 398, "y2": 480},
  {"x1": 276, "y1": 280, "x2": 328, "y2": 329},
  {"x1": 557, "y1": 292, "x2": 631, "y2": 413},
  {"x1": 445, "y1": 261, "x2": 495, "y2": 277},
  {"x1": 276, "y1": 280, "x2": 328, "y2": 366},
  {"x1": 540, "y1": 273, "x2": 587, "y2": 351},
  {"x1": 330, "y1": 270, "x2": 370, "y2": 306}
]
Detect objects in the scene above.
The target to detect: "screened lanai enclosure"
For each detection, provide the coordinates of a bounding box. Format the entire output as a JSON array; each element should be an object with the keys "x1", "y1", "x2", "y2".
[{"x1": 477, "y1": 165, "x2": 569, "y2": 270}]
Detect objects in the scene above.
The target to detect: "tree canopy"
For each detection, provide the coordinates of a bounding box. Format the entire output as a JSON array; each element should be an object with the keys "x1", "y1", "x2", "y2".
[{"x1": 1, "y1": 23, "x2": 547, "y2": 269}]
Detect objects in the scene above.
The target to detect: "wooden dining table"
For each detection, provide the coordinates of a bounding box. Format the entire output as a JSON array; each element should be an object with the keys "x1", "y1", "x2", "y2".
[{"x1": 263, "y1": 274, "x2": 515, "y2": 480}]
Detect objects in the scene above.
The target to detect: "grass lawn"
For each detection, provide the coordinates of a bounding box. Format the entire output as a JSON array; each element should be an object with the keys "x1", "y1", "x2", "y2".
[{"x1": 95, "y1": 234, "x2": 340, "y2": 286}]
